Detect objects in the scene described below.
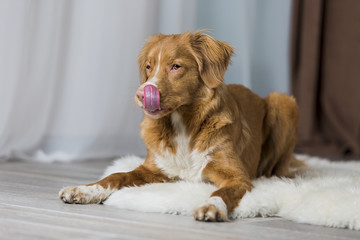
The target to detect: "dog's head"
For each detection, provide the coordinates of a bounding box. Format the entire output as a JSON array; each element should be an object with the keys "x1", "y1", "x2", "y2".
[{"x1": 135, "y1": 31, "x2": 234, "y2": 119}]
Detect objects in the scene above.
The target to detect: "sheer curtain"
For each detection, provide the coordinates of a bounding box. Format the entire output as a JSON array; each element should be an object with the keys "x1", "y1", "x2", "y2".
[{"x1": 0, "y1": 0, "x2": 292, "y2": 162}]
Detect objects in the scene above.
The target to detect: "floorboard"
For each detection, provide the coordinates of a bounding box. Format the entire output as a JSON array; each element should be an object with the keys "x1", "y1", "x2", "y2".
[{"x1": 0, "y1": 159, "x2": 359, "y2": 240}]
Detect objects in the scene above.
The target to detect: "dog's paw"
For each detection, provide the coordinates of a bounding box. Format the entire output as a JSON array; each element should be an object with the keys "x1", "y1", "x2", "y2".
[
  {"x1": 59, "y1": 185, "x2": 112, "y2": 204},
  {"x1": 193, "y1": 196, "x2": 228, "y2": 222}
]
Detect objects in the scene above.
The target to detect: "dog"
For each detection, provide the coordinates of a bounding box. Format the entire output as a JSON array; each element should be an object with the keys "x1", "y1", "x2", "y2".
[{"x1": 59, "y1": 31, "x2": 299, "y2": 222}]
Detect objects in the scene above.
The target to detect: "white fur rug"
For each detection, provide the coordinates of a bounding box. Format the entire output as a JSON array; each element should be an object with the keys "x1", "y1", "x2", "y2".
[{"x1": 102, "y1": 155, "x2": 360, "y2": 230}]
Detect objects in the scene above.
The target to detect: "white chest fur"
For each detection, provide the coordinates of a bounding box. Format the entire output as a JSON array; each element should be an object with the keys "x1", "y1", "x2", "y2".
[{"x1": 154, "y1": 112, "x2": 212, "y2": 182}]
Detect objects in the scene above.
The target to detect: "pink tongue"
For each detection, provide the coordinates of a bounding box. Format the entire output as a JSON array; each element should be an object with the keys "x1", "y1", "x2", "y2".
[{"x1": 143, "y1": 85, "x2": 161, "y2": 112}]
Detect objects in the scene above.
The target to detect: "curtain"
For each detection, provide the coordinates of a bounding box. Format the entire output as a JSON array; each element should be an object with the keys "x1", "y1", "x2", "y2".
[
  {"x1": 291, "y1": 0, "x2": 360, "y2": 159},
  {"x1": 196, "y1": 0, "x2": 292, "y2": 97},
  {"x1": 0, "y1": 0, "x2": 163, "y2": 161},
  {"x1": 0, "y1": 0, "x2": 293, "y2": 162}
]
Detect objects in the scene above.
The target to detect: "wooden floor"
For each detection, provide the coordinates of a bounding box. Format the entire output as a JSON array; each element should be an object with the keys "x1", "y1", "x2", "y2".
[{"x1": 1, "y1": 159, "x2": 360, "y2": 240}]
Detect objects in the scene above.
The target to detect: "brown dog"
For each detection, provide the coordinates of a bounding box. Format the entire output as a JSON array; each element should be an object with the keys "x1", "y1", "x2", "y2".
[{"x1": 59, "y1": 31, "x2": 299, "y2": 222}]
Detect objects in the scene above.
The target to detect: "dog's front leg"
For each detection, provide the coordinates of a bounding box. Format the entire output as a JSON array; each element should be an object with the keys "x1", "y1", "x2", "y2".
[
  {"x1": 193, "y1": 160, "x2": 253, "y2": 222},
  {"x1": 59, "y1": 164, "x2": 169, "y2": 204}
]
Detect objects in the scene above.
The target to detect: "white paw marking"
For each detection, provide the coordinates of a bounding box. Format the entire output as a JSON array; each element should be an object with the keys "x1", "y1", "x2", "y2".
[
  {"x1": 59, "y1": 185, "x2": 112, "y2": 204},
  {"x1": 194, "y1": 196, "x2": 228, "y2": 222}
]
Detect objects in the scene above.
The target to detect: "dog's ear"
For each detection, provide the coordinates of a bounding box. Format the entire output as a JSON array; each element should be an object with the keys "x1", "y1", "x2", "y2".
[{"x1": 190, "y1": 32, "x2": 234, "y2": 88}]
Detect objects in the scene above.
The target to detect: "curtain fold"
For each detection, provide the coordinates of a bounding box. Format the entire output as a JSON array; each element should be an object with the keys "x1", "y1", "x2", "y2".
[{"x1": 291, "y1": 0, "x2": 360, "y2": 158}]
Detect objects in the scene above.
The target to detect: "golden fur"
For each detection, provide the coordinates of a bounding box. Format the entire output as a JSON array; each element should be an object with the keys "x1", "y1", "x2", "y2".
[{"x1": 60, "y1": 31, "x2": 299, "y2": 222}]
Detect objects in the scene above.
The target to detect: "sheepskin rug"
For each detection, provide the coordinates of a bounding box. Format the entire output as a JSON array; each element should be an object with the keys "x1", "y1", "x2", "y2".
[{"x1": 102, "y1": 155, "x2": 360, "y2": 230}]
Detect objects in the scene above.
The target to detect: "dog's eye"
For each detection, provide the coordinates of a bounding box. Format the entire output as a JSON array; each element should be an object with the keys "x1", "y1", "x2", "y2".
[
  {"x1": 146, "y1": 65, "x2": 151, "y2": 70},
  {"x1": 171, "y1": 64, "x2": 181, "y2": 71}
]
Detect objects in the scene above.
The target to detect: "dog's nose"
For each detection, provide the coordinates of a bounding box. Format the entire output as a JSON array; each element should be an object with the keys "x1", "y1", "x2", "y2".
[{"x1": 136, "y1": 88, "x2": 144, "y2": 103}]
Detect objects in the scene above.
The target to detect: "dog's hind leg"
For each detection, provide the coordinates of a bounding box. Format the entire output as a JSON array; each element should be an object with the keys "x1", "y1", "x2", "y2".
[{"x1": 258, "y1": 92, "x2": 299, "y2": 178}]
